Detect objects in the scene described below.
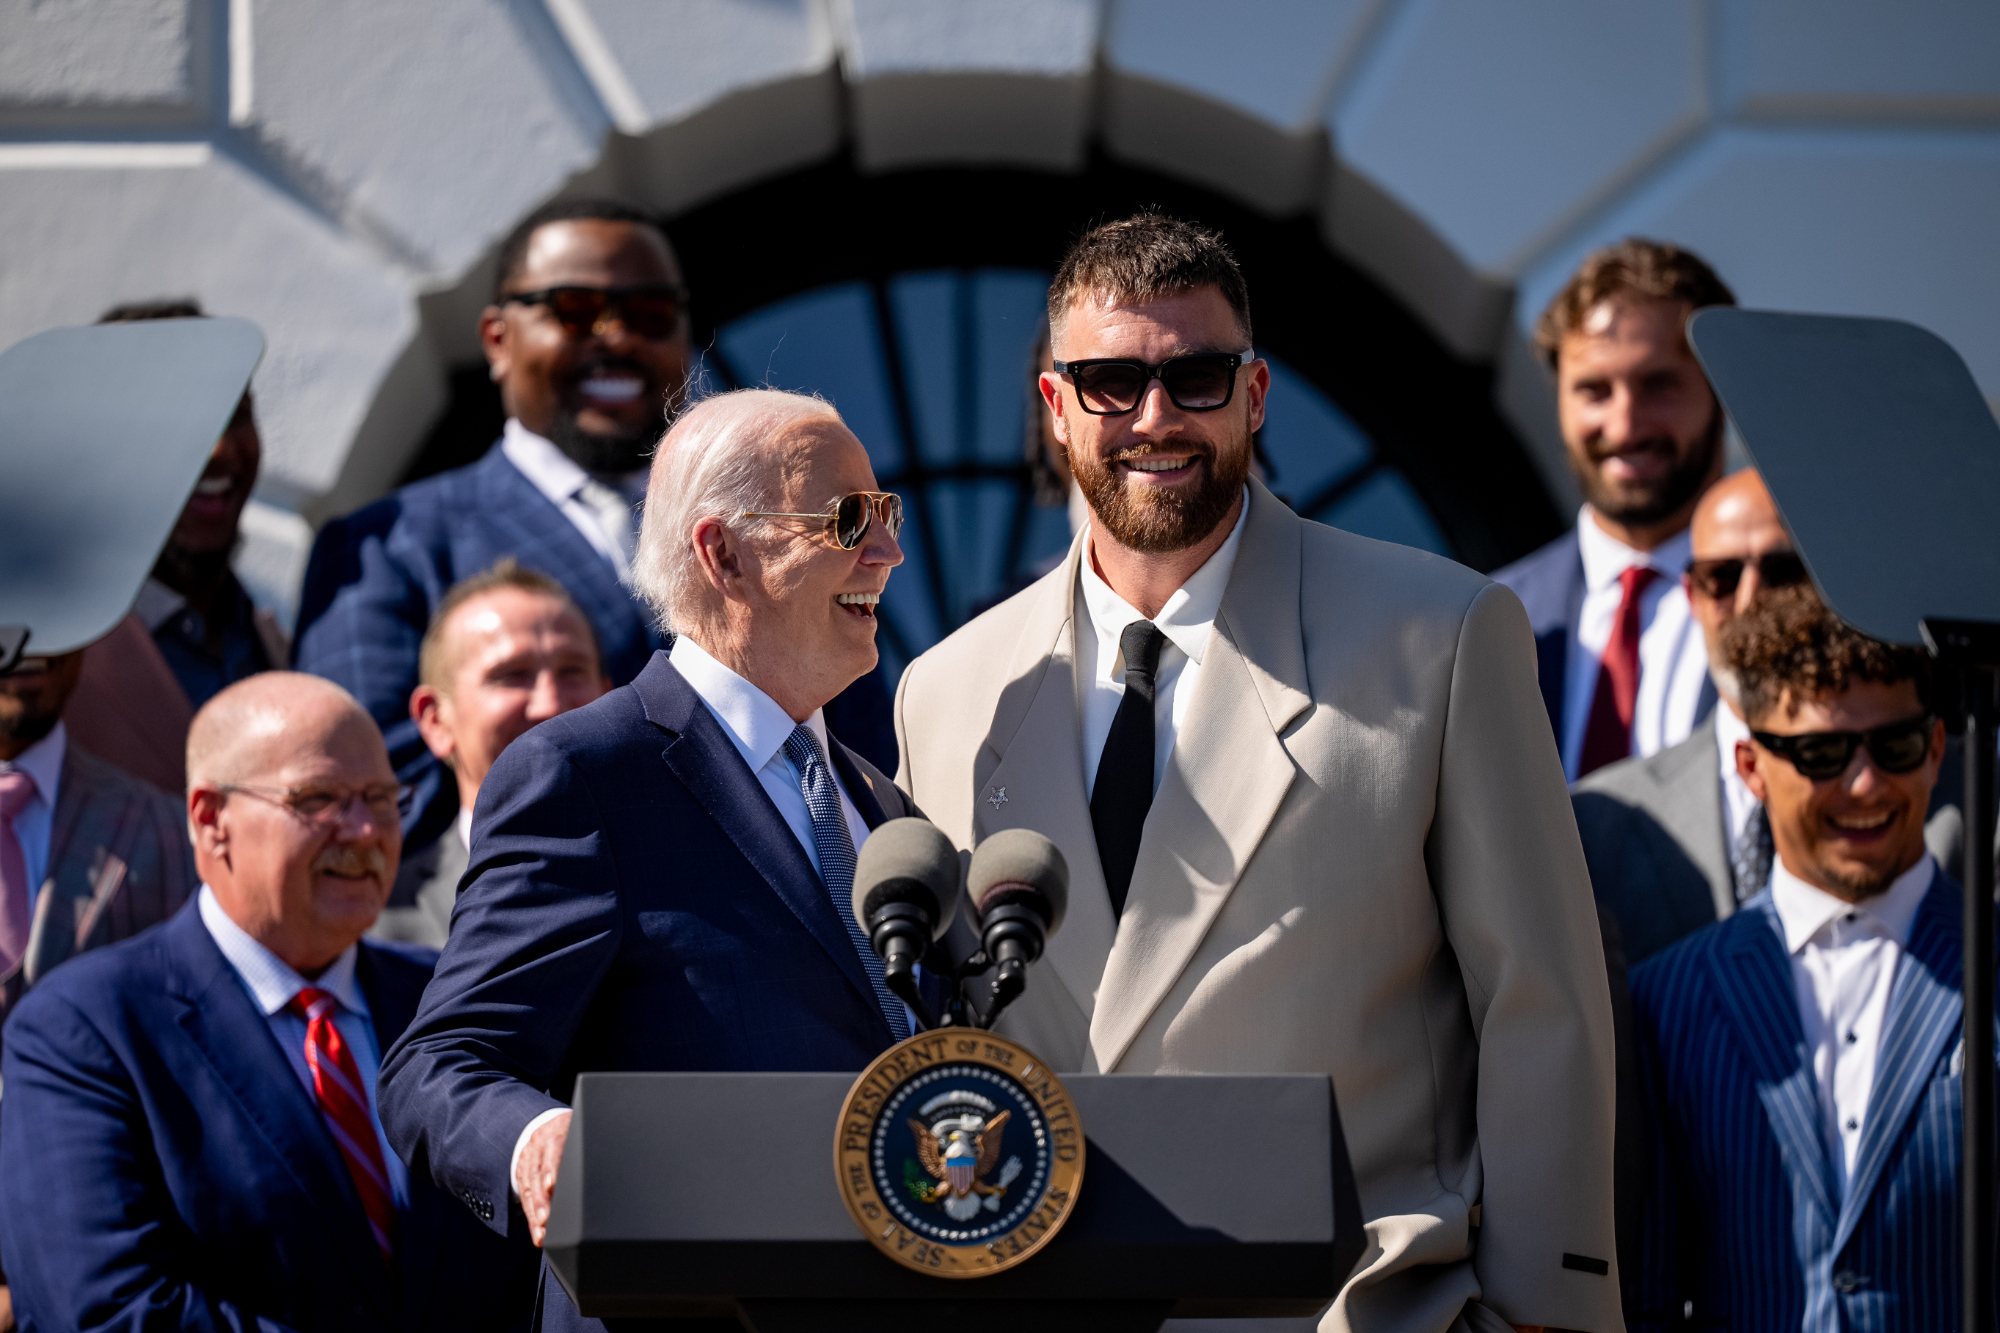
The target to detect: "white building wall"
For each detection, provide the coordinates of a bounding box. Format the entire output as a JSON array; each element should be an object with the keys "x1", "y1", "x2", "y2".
[{"x1": 1, "y1": 0, "x2": 1995, "y2": 617}]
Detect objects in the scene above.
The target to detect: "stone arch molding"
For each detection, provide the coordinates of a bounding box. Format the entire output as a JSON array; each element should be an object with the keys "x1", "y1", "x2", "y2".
[{"x1": 2, "y1": 0, "x2": 1997, "y2": 621}]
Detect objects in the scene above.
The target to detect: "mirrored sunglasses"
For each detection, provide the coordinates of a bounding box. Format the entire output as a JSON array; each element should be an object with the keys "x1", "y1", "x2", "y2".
[{"x1": 741, "y1": 491, "x2": 904, "y2": 550}]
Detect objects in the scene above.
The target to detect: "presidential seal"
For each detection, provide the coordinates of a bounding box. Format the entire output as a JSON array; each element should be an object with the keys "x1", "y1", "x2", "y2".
[{"x1": 835, "y1": 1030, "x2": 1083, "y2": 1277}]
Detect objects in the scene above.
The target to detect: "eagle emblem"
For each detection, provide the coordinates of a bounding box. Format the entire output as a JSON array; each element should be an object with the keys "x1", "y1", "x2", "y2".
[{"x1": 908, "y1": 1111, "x2": 1023, "y2": 1221}]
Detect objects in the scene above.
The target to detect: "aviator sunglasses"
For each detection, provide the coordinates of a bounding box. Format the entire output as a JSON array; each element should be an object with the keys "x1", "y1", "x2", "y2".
[
  {"x1": 1751, "y1": 713, "x2": 1935, "y2": 781},
  {"x1": 503, "y1": 283, "x2": 688, "y2": 340},
  {"x1": 741, "y1": 491, "x2": 905, "y2": 550},
  {"x1": 1687, "y1": 551, "x2": 1809, "y2": 600},
  {"x1": 1052, "y1": 352, "x2": 1247, "y2": 415}
]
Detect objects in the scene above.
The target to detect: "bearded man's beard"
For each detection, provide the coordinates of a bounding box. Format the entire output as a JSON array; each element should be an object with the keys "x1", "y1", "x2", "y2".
[
  {"x1": 550, "y1": 408, "x2": 664, "y2": 476},
  {"x1": 1580, "y1": 403, "x2": 1723, "y2": 529},
  {"x1": 1072, "y1": 432, "x2": 1252, "y2": 554}
]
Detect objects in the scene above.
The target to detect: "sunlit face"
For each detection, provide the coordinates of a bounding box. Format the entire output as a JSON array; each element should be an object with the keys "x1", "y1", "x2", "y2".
[
  {"x1": 730, "y1": 419, "x2": 903, "y2": 710},
  {"x1": 414, "y1": 588, "x2": 608, "y2": 808},
  {"x1": 481, "y1": 219, "x2": 692, "y2": 473},
  {"x1": 192, "y1": 701, "x2": 402, "y2": 970},
  {"x1": 1557, "y1": 298, "x2": 1722, "y2": 530},
  {"x1": 1686, "y1": 477, "x2": 1793, "y2": 698},
  {"x1": 168, "y1": 393, "x2": 261, "y2": 555},
  {"x1": 1738, "y1": 678, "x2": 1942, "y2": 902},
  {"x1": 1041, "y1": 287, "x2": 1266, "y2": 553}
]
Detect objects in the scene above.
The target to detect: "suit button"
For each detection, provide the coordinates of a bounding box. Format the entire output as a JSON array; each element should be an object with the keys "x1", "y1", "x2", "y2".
[{"x1": 1833, "y1": 1270, "x2": 1867, "y2": 1293}]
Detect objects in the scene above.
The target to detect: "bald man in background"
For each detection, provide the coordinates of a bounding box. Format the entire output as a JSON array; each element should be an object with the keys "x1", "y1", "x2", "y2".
[
  {"x1": 0, "y1": 673, "x2": 535, "y2": 1332},
  {"x1": 372, "y1": 560, "x2": 609, "y2": 948},
  {"x1": 1572, "y1": 469, "x2": 1807, "y2": 963}
]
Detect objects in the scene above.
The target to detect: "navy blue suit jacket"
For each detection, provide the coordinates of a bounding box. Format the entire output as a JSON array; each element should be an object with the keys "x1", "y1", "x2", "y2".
[
  {"x1": 377, "y1": 654, "x2": 935, "y2": 1330},
  {"x1": 1630, "y1": 870, "x2": 1997, "y2": 1331},
  {"x1": 293, "y1": 445, "x2": 898, "y2": 847},
  {"x1": 0, "y1": 902, "x2": 537, "y2": 1332}
]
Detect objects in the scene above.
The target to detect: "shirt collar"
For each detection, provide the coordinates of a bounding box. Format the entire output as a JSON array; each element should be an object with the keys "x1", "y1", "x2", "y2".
[
  {"x1": 500, "y1": 418, "x2": 646, "y2": 504},
  {"x1": 1079, "y1": 489, "x2": 1249, "y2": 668},
  {"x1": 197, "y1": 883, "x2": 368, "y2": 1019},
  {"x1": 455, "y1": 805, "x2": 473, "y2": 851},
  {"x1": 1576, "y1": 505, "x2": 1693, "y2": 594},
  {"x1": 0, "y1": 720, "x2": 66, "y2": 811},
  {"x1": 668, "y1": 635, "x2": 830, "y2": 776},
  {"x1": 1769, "y1": 852, "x2": 1935, "y2": 955},
  {"x1": 132, "y1": 578, "x2": 187, "y2": 633}
]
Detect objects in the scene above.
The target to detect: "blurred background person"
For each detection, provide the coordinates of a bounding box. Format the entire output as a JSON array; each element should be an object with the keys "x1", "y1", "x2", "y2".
[
  {"x1": 1629, "y1": 586, "x2": 1974, "y2": 1332},
  {"x1": 0, "y1": 647, "x2": 195, "y2": 1035},
  {"x1": 62, "y1": 299, "x2": 277, "y2": 794},
  {"x1": 0, "y1": 673, "x2": 536, "y2": 1331},
  {"x1": 1496, "y1": 239, "x2": 1735, "y2": 780},
  {"x1": 371, "y1": 560, "x2": 609, "y2": 948},
  {"x1": 1572, "y1": 467, "x2": 1806, "y2": 963}
]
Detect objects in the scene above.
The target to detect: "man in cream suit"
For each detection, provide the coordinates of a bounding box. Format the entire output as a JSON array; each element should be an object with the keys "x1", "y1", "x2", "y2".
[{"x1": 897, "y1": 215, "x2": 1618, "y2": 1333}]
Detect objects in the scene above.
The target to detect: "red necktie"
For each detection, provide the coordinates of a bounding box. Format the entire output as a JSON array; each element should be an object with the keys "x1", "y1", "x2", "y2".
[
  {"x1": 1577, "y1": 565, "x2": 1658, "y2": 777},
  {"x1": 0, "y1": 771, "x2": 37, "y2": 979},
  {"x1": 288, "y1": 988, "x2": 398, "y2": 1264}
]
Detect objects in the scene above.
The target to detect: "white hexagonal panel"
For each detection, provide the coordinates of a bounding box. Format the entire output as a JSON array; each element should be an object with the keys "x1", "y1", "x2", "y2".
[
  {"x1": 0, "y1": 0, "x2": 199, "y2": 115},
  {"x1": 1333, "y1": 0, "x2": 1705, "y2": 277},
  {"x1": 1719, "y1": 0, "x2": 2000, "y2": 120}
]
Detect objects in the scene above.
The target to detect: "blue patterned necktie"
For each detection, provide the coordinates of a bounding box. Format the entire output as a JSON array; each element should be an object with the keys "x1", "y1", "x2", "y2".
[
  {"x1": 1731, "y1": 802, "x2": 1775, "y2": 902},
  {"x1": 783, "y1": 725, "x2": 910, "y2": 1041}
]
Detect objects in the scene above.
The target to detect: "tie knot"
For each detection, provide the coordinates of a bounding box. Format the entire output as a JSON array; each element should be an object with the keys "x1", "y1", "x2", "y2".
[
  {"x1": 1618, "y1": 564, "x2": 1659, "y2": 599},
  {"x1": 288, "y1": 987, "x2": 336, "y2": 1022},
  {"x1": 782, "y1": 724, "x2": 826, "y2": 773},
  {"x1": 1119, "y1": 620, "x2": 1167, "y2": 682},
  {"x1": 0, "y1": 769, "x2": 34, "y2": 820}
]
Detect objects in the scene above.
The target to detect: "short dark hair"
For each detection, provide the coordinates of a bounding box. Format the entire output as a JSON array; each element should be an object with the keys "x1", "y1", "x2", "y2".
[
  {"x1": 98, "y1": 298, "x2": 205, "y2": 323},
  {"x1": 491, "y1": 198, "x2": 675, "y2": 301},
  {"x1": 1046, "y1": 213, "x2": 1252, "y2": 349},
  {"x1": 418, "y1": 558, "x2": 600, "y2": 691},
  {"x1": 1534, "y1": 238, "x2": 1735, "y2": 369},
  {"x1": 1724, "y1": 584, "x2": 1930, "y2": 724}
]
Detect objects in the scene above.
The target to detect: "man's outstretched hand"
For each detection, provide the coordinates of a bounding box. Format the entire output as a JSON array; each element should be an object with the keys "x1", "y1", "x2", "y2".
[{"x1": 514, "y1": 1110, "x2": 573, "y2": 1248}]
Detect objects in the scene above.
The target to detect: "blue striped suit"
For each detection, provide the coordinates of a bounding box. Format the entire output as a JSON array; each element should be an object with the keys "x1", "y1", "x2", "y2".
[{"x1": 1630, "y1": 866, "x2": 1997, "y2": 1331}]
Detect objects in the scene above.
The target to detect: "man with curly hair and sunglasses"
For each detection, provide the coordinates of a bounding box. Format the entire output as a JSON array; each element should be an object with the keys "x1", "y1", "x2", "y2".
[{"x1": 1628, "y1": 585, "x2": 1990, "y2": 1333}]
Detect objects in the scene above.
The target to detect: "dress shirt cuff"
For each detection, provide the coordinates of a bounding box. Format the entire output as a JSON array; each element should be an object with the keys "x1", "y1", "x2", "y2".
[{"x1": 509, "y1": 1106, "x2": 574, "y2": 1202}]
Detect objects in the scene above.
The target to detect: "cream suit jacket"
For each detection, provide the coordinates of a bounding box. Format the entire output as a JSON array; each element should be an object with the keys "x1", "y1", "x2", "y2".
[{"x1": 894, "y1": 480, "x2": 1620, "y2": 1333}]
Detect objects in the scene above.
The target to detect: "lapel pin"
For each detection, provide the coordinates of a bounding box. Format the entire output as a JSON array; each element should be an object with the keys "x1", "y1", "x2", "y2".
[{"x1": 987, "y1": 786, "x2": 1008, "y2": 810}]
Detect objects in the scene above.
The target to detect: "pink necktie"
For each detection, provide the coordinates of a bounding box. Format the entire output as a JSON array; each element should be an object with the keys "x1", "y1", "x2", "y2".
[{"x1": 0, "y1": 770, "x2": 37, "y2": 977}]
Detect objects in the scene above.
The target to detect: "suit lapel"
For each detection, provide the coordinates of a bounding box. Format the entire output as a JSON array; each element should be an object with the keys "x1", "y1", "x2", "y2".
[
  {"x1": 639, "y1": 660, "x2": 882, "y2": 1017},
  {"x1": 357, "y1": 945, "x2": 442, "y2": 1299},
  {"x1": 1707, "y1": 898, "x2": 1839, "y2": 1227},
  {"x1": 165, "y1": 908, "x2": 395, "y2": 1316},
  {"x1": 26, "y1": 747, "x2": 132, "y2": 985},
  {"x1": 973, "y1": 534, "x2": 1115, "y2": 1042},
  {"x1": 1091, "y1": 482, "x2": 1312, "y2": 1072},
  {"x1": 1532, "y1": 534, "x2": 1585, "y2": 745},
  {"x1": 1834, "y1": 872, "x2": 1964, "y2": 1252},
  {"x1": 1657, "y1": 716, "x2": 1733, "y2": 920},
  {"x1": 829, "y1": 741, "x2": 890, "y2": 830}
]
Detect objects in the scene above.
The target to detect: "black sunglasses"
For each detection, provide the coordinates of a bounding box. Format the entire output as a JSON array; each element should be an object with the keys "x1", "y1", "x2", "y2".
[
  {"x1": 503, "y1": 283, "x2": 688, "y2": 340},
  {"x1": 1688, "y1": 551, "x2": 1808, "y2": 600},
  {"x1": 740, "y1": 491, "x2": 904, "y2": 550},
  {"x1": 1052, "y1": 352, "x2": 1245, "y2": 415},
  {"x1": 1751, "y1": 713, "x2": 1935, "y2": 781}
]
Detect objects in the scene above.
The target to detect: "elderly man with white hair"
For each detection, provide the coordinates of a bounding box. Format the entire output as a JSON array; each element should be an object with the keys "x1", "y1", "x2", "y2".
[{"x1": 378, "y1": 388, "x2": 926, "y2": 1333}]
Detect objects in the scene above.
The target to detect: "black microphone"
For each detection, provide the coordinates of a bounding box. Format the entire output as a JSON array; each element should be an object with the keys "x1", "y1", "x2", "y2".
[
  {"x1": 851, "y1": 818, "x2": 962, "y2": 1031},
  {"x1": 966, "y1": 829, "x2": 1069, "y2": 1024}
]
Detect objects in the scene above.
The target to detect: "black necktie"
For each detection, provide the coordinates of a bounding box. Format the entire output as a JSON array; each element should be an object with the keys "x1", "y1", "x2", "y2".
[{"x1": 1091, "y1": 620, "x2": 1167, "y2": 920}]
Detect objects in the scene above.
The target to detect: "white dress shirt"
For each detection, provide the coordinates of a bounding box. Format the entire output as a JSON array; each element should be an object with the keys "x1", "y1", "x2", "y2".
[
  {"x1": 509, "y1": 636, "x2": 893, "y2": 1190},
  {"x1": 197, "y1": 884, "x2": 410, "y2": 1207},
  {"x1": 0, "y1": 721, "x2": 66, "y2": 917},
  {"x1": 1562, "y1": 508, "x2": 1711, "y2": 780},
  {"x1": 499, "y1": 419, "x2": 648, "y2": 583},
  {"x1": 1713, "y1": 700, "x2": 1762, "y2": 855},
  {"x1": 1075, "y1": 493, "x2": 1249, "y2": 797},
  {"x1": 1768, "y1": 853, "x2": 1935, "y2": 1200}
]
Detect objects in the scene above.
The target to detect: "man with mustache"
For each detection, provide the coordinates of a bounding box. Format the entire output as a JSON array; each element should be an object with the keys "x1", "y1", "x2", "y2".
[
  {"x1": 897, "y1": 215, "x2": 1619, "y2": 1332},
  {"x1": 1629, "y1": 586, "x2": 1982, "y2": 1331},
  {"x1": 294, "y1": 200, "x2": 900, "y2": 856},
  {"x1": 1495, "y1": 239, "x2": 1735, "y2": 780},
  {"x1": 379, "y1": 389, "x2": 933, "y2": 1332},
  {"x1": 0, "y1": 672, "x2": 537, "y2": 1331}
]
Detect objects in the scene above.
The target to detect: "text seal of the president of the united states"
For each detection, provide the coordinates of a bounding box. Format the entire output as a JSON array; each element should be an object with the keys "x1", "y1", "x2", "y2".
[{"x1": 835, "y1": 1030, "x2": 1083, "y2": 1276}]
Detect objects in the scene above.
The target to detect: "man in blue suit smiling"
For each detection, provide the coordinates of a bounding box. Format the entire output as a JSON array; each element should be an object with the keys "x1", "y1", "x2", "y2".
[
  {"x1": 379, "y1": 388, "x2": 926, "y2": 1332},
  {"x1": 0, "y1": 672, "x2": 535, "y2": 1331},
  {"x1": 1630, "y1": 586, "x2": 1994, "y2": 1332}
]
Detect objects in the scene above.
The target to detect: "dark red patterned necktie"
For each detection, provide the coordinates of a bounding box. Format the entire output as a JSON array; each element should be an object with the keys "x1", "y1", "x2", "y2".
[
  {"x1": 1577, "y1": 565, "x2": 1658, "y2": 777},
  {"x1": 288, "y1": 987, "x2": 398, "y2": 1264}
]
